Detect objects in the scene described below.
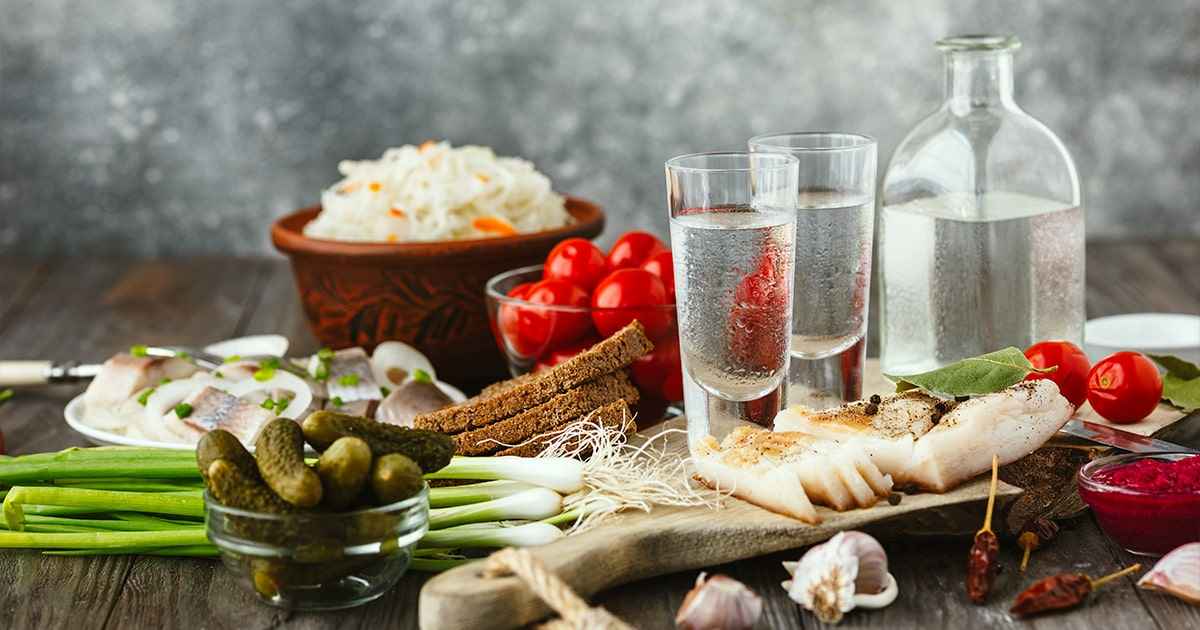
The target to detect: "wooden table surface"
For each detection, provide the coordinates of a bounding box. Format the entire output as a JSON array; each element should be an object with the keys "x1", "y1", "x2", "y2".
[{"x1": 0, "y1": 240, "x2": 1197, "y2": 629}]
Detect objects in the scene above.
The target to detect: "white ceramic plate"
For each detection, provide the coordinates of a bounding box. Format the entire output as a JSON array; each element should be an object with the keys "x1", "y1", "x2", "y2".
[
  {"x1": 63, "y1": 381, "x2": 467, "y2": 449},
  {"x1": 1085, "y1": 313, "x2": 1200, "y2": 365}
]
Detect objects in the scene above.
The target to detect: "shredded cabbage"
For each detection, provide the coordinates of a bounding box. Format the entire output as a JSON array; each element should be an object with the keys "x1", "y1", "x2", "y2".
[{"x1": 303, "y1": 141, "x2": 570, "y2": 242}]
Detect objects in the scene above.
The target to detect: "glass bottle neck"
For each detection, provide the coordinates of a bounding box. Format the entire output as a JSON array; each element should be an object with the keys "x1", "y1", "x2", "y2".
[{"x1": 943, "y1": 51, "x2": 1015, "y2": 112}]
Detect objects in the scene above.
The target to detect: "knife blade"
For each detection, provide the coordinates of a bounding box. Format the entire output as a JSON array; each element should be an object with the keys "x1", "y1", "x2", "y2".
[{"x1": 1059, "y1": 418, "x2": 1198, "y2": 454}]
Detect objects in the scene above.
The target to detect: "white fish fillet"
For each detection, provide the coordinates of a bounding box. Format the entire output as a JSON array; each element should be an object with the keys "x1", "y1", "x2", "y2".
[
  {"x1": 692, "y1": 427, "x2": 894, "y2": 522},
  {"x1": 314, "y1": 347, "x2": 381, "y2": 403},
  {"x1": 83, "y1": 354, "x2": 198, "y2": 412},
  {"x1": 82, "y1": 354, "x2": 198, "y2": 430},
  {"x1": 693, "y1": 435, "x2": 821, "y2": 524},
  {"x1": 774, "y1": 380, "x2": 1072, "y2": 492},
  {"x1": 166, "y1": 386, "x2": 275, "y2": 445}
]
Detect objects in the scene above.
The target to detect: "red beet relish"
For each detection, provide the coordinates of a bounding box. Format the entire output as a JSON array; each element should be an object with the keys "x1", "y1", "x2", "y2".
[{"x1": 1078, "y1": 453, "x2": 1200, "y2": 556}]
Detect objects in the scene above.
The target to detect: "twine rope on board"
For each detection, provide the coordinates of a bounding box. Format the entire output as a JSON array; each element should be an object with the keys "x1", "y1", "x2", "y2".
[{"x1": 484, "y1": 547, "x2": 633, "y2": 630}]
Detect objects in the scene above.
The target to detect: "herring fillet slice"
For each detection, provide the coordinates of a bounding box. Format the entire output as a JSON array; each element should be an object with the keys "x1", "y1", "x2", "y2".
[
  {"x1": 774, "y1": 380, "x2": 1073, "y2": 492},
  {"x1": 691, "y1": 428, "x2": 895, "y2": 521},
  {"x1": 692, "y1": 436, "x2": 820, "y2": 524},
  {"x1": 906, "y1": 380, "x2": 1072, "y2": 491}
]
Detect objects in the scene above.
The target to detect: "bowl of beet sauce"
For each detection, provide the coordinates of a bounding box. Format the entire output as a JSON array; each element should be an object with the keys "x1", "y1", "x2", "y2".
[{"x1": 1077, "y1": 452, "x2": 1200, "y2": 556}]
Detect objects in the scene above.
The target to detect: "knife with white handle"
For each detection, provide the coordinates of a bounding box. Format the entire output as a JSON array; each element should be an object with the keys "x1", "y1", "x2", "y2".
[
  {"x1": 0, "y1": 361, "x2": 102, "y2": 387},
  {"x1": 1059, "y1": 418, "x2": 1198, "y2": 454}
]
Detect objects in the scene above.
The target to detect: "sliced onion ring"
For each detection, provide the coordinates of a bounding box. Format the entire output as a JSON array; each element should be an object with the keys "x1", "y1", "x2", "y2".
[
  {"x1": 205, "y1": 334, "x2": 289, "y2": 359},
  {"x1": 371, "y1": 341, "x2": 436, "y2": 386},
  {"x1": 144, "y1": 375, "x2": 216, "y2": 427},
  {"x1": 227, "y1": 371, "x2": 313, "y2": 419}
]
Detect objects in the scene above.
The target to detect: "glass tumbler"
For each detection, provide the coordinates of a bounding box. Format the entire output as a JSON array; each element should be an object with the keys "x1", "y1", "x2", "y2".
[
  {"x1": 664, "y1": 152, "x2": 799, "y2": 449},
  {"x1": 748, "y1": 132, "x2": 877, "y2": 409}
]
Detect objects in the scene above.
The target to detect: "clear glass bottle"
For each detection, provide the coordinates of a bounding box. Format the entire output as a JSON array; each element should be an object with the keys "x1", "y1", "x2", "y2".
[{"x1": 879, "y1": 34, "x2": 1084, "y2": 375}]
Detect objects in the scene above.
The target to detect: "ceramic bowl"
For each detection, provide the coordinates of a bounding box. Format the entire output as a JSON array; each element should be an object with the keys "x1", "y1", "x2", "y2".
[
  {"x1": 1084, "y1": 313, "x2": 1200, "y2": 366},
  {"x1": 271, "y1": 198, "x2": 604, "y2": 386}
]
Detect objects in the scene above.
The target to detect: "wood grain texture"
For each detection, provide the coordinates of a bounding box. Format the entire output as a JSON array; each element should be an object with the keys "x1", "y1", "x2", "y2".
[
  {"x1": 419, "y1": 418, "x2": 1024, "y2": 630},
  {"x1": 0, "y1": 243, "x2": 1195, "y2": 629}
]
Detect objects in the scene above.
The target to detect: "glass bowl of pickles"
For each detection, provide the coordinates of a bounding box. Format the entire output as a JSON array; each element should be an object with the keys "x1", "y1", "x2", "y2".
[
  {"x1": 201, "y1": 411, "x2": 453, "y2": 610},
  {"x1": 205, "y1": 486, "x2": 429, "y2": 610}
]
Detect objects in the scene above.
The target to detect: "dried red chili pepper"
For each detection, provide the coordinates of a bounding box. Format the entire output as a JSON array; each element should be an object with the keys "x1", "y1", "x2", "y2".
[
  {"x1": 1010, "y1": 573, "x2": 1091, "y2": 616},
  {"x1": 1009, "y1": 564, "x2": 1141, "y2": 618},
  {"x1": 1017, "y1": 516, "x2": 1060, "y2": 573},
  {"x1": 967, "y1": 530, "x2": 999, "y2": 603},
  {"x1": 966, "y1": 454, "x2": 1001, "y2": 604}
]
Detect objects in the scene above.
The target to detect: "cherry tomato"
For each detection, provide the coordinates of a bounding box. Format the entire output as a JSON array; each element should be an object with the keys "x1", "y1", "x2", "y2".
[
  {"x1": 544, "y1": 238, "x2": 609, "y2": 292},
  {"x1": 533, "y1": 336, "x2": 600, "y2": 372},
  {"x1": 607, "y1": 231, "x2": 666, "y2": 270},
  {"x1": 591, "y1": 268, "x2": 672, "y2": 338},
  {"x1": 729, "y1": 248, "x2": 790, "y2": 373},
  {"x1": 496, "y1": 282, "x2": 536, "y2": 357},
  {"x1": 639, "y1": 249, "x2": 676, "y2": 304},
  {"x1": 520, "y1": 279, "x2": 592, "y2": 350},
  {"x1": 1024, "y1": 340, "x2": 1091, "y2": 407},
  {"x1": 1086, "y1": 351, "x2": 1163, "y2": 424},
  {"x1": 632, "y1": 335, "x2": 683, "y2": 401}
]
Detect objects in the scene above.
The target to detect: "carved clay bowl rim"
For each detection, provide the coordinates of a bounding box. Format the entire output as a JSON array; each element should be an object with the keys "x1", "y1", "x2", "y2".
[{"x1": 271, "y1": 197, "x2": 605, "y2": 264}]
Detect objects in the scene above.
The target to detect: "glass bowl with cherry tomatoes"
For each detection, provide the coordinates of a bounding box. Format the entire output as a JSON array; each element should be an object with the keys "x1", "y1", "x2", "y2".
[{"x1": 484, "y1": 231, "x2": 682, "y2": 421}]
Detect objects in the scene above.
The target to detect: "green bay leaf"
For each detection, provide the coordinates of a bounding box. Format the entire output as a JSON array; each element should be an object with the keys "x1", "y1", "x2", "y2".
[
  {"x1": 1148, "y1": 354, "x2": 1200, "y2": 380},
  {"x1": 1162, "y1": 374, "x2": 1200, "y2": 412},
  {"x1": 1148, "y1": 354, "x2": 1200, "y2": 411},
  {"x1": 885, "y1": 347, "x2": 1041, "y2": 397}
]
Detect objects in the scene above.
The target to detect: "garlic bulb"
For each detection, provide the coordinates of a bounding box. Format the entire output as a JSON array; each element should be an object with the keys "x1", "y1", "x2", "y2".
[
  {"x1": 781, "y1": 531, "x2": 898, "y2": 623},
  {"x1": 674, "y1": 573, "x2": 763, "y2": 630},
  {"x1": 1138, "y1": 542, "x2": 1200, "y2": 605}
]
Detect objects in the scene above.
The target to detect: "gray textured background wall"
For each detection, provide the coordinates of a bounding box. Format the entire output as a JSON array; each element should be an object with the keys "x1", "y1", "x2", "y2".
[{"x1": 1, "y1": 0, "x2": 1197, "y2": 256}]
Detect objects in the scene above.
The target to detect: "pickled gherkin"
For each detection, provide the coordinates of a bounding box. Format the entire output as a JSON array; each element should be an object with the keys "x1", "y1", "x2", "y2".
[
  {"x1": 371, "y1": 454, "x2": 424, "y2": 505},
  {"x1": 255, "y1": 418, "x2": 323, "y2": 508},
  {"x1": 317, "y1": 437, "x2": 372, "y2": 510},
  {"x1": 197, "y1": 429, "x2": 258, "y2": 483},
  {"x1": 206, "y1": 459, "x2": 293, "y2": 515},
  {"x1": 302, "y1": 411, "x2": 454, "y2": 473}
]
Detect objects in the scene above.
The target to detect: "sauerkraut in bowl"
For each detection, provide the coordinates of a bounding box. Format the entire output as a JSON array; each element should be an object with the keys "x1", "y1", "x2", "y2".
[{"x1": 302, "y1": 141, "x2": 571, "y2": 243}]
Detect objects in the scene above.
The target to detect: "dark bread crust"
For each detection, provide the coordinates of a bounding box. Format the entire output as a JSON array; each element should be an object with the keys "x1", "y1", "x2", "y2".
[
  {"x1": 494, "y1": 399, "x2": 635, "y2": 458},
  {"x1": 415, "y1": 321, "x2": 653, "y2": 433},
  {"x1": 453, "y1": 372, "x2": 639, "y2": 456}
]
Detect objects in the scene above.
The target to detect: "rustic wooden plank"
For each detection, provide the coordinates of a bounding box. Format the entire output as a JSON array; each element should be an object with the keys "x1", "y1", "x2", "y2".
[
  {"x1": 102, "y1": 556, "x2": 289, "y2": 630},
  {"x1": 86, "y1": 259, "x2": 281, "y2": 630},
  {"x1": 0, "y1": 257, "x2": 49, "y2": 337},
  {"x1": 235, "y1": 259, "x2": 319, "y2": 356},
  {"x1": 0, "y1": 552, "x2": 131, "y2": 630},
  {"x1": 0, "y1": 258, "x2": 265, "y2": 630},
  {"x1": 1145, "y1": 240, "x2": 1200, "y2": 310},
  {"x1": 1099, "y1": 527, "x2": 1200, "y2": 630},
  {"x1": 1085, "y1": 241, "x2": 1198, "y2": 317},
  {"x1": 0, "y1": 241, "x2": 1196, "y2": 629},
  {"x1": 0, "y1": 258, "x2": 267, "y2": 629}
]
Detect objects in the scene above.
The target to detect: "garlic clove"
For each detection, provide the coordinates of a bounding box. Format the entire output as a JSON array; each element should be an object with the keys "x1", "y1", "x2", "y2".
[
  {"x1": 1138, "y1": 542, "x2": 1200, "y2": 606},
  {"x1": 675, "y1": 572, "x2": 763, "y2": 630},
  {"x1": 782, "y1": 531, "x2": 898, "y2": 624},
  {"x1": 838, "y1": 531, "x2": 890, "y2": 595},
  {"x1": 852, "y1": 573, "x2": 899, "y2": 609}
]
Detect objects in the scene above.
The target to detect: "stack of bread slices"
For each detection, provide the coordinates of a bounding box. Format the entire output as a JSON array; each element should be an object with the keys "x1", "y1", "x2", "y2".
[{"x1": 414, "y1": 321, "x2": 653, "y2": 457}]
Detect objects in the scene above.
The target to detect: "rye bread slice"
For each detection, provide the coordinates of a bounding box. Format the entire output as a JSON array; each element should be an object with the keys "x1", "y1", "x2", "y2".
[
  {"x1": 495, "y1": 399, "x2": 635, "y2": 458},
  {"x1": 453, "y1": 371, "x2": 639, "y2": 456},
  {"x1": 415, "y1": 321, "x2": 653, "y2": 433}
]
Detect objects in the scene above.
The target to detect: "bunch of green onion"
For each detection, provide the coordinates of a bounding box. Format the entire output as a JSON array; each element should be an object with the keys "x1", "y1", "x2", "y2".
[
  {"x1": 0, "y1": 447, "x2": 211, "y2": 557},
  {"x1": 0, "y1": 448, "x2": 586, "y2": 572}
]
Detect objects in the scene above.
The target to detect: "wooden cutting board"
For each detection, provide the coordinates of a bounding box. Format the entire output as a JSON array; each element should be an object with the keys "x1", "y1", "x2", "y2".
[
  {"x1": 418, "y1": 418, "x2": 1021, "y2": 630},
  {"x1": 419, "y1": 360, "x2": 1193, "y2": 629}
]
